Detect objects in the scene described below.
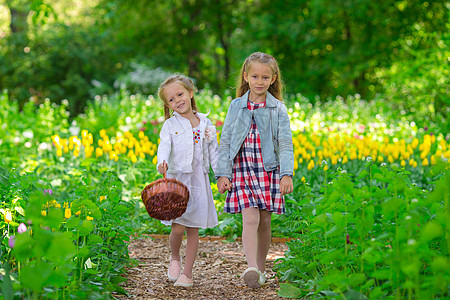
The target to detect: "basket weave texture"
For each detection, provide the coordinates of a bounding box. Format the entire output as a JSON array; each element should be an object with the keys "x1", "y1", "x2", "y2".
[{"x1": 141, "y1": 173, "x2": 190, "y2": 221}]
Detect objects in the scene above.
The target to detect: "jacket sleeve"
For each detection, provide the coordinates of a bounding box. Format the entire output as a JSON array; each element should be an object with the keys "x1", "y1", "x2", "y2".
[
  {"x1": 207, "y1": 120, "x2": 220, "y2": 174},
  {"x1": 156, "y1": 121, "x2": 171, "y2": 170},
  {"x1": 215, "y1": 102, "x2": 236, "y2": 180},
  {"x1": 277, "y1": 103, "x2": 294, "y2": 178}
]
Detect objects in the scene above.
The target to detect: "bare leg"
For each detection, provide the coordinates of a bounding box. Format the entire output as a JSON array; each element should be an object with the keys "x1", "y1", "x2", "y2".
[
  {"x1": 182, "y1": 227, "x2": 199, "y2": 278},
  {"x1": 242, "y1": 207, "x2": 260, "y2": 268},
  {"x1": 257, "y1": 210, "x2": 272, "y2": 272},
  {"x1": 170, "y1": 223, "x2": 185, "y2": 261}
]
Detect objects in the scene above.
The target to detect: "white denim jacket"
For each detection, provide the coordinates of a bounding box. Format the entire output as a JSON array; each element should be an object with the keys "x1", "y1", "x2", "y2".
[{"x1": 157, "y1": 111, "x2": 219, "y2": 174}]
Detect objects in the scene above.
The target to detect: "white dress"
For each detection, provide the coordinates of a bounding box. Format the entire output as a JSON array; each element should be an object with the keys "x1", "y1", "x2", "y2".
[{"x1": 161, "y1": 125, "x2": 218, "y2": 229}]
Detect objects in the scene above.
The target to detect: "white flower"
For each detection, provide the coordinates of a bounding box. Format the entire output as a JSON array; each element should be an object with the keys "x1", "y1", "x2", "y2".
[{"x1": 204, "y1": 126, "x2": 217, "y2": 143}]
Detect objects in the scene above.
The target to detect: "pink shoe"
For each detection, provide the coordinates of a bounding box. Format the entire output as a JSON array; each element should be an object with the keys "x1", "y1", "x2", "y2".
[
  {"x1": 242, "y1": 267, "x2": 261, "y2": 288},
  {"x1": 174, "y1": 274, "x2": 193, "y2": 287},
  {"x1": 167, "y1": 257, "x2": 182, "y2": 281}
]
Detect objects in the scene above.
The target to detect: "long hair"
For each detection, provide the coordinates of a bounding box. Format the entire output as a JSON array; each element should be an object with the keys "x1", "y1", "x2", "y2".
[
  {"x1": 158, "y1": 74, "x2": 199, "y2": 120},
  {"x1": 236, "y1": 52, "x2": 285, "y2": 101}
]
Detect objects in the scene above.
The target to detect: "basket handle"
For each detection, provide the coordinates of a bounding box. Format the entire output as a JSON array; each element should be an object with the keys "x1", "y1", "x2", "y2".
[{"x1": 163, "y1": 160, "x2": 167, "y2": 180}]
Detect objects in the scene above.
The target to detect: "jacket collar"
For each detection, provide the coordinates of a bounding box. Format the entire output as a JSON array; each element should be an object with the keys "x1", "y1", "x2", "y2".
[
  {"x1": 173, "y1": 111, "x2": 209, "y2": 122},
  {"x1": 239, "y1": 90, "x2": 278, "y2": 108}
]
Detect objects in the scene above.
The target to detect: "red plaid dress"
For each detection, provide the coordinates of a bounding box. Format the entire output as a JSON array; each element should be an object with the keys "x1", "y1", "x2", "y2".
[{"x1": 224, "y1": 100, "x2": 284, "y2": 214}]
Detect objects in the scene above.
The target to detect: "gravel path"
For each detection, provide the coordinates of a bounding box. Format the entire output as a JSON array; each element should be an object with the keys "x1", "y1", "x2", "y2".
[{"x1": 115, "y1": 235, "x2": 289, "y2": 300}]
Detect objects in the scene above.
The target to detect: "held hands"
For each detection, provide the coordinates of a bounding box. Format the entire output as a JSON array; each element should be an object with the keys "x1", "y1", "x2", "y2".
[
  {"x1": 280, "y1": 176, "x2": 293, "y2": 196},
  {"x1": 157, "y1": 161, "x2": 168, "y2": 175},
  {"x1": 217, "y1": 177, "x2": 231, "y2": 194}
]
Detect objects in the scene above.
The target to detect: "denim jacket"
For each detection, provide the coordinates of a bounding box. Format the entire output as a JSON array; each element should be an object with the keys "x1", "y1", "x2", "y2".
[
  {"x1": 157, "y1": 111, "x2": 219, "y2": 174},
  {"x1": 216, "y1": 90, "x2": 294, "y2": 180}
]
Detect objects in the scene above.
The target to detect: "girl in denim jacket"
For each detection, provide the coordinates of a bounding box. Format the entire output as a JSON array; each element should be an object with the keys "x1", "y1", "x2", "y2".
[
  {"x1": 216, "y1": 52, "x2": 294, "y2": 288},
  {"x1": 156, "y1": 74, "x2": 219, "y2": 287}
]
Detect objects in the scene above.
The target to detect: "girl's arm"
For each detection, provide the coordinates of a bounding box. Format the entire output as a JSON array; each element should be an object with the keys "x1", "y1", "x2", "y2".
[
  {"x1": 277, "y1": 103, "x2": 294, "y2": 178},
  {"x1": 215, "y1": 102, "x2": 237, "y2": 180},
  {"x1": 156, "y1": 122, "x2": 171, "y2": 173}
]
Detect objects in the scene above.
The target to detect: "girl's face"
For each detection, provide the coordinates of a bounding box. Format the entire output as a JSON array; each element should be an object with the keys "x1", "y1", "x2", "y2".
[
  {"x1": 163, "y1": 82, "x2": 194, "y2": 117},
  {"x1": 244, "y1": 62, "x2": 276, "y2": 101}
]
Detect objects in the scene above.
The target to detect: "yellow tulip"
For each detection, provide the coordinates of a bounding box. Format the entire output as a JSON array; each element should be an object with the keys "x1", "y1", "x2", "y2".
[
  {"x1": 65, "y1": 208, "x2": 71, "y2": 219},
  {"x1": 301, "y1": 176, "x2": 306, "y2": 183},
  {"x1": 342, "y1": 155, "x2": 348, "y2": 164},
  {"x1": 95, "y1": 147, "x2": 103, "y2": 158},
  {"x1": 422, "y1": 158, "x2": 429, "y2": 166},
  {"x1": 307, "y1": 160, "x2": 315, "y2": 170},
  {"x1": 4, "y1": 211, "x2": 12, "y2": 223},
  {"x1": 430, "y1": 155, "x2": 436, "y2": 165},
  {"x1": 401, "y1": 160, "x2": 406, "y2": 167},
  {"x1": 87, "y1": 216, "x2": 93, "y2": 221}
]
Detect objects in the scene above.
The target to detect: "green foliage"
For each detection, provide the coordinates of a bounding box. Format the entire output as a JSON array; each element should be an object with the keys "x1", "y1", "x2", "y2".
[
  {"x1": 1, "y1": 0, "x2": 448, "y2": 121},
  {"x1": 275, "y1": 163, "x2": 449, "y2": 298},
  {"x1": 375, "y1": 30, "x2": 449, "y2": 130},
  {"x1": 0, "y1": 23, "x2": 117, "y2": 115},
  {"x1": 0, "y1": 86, "x2": 448, "y2": 297}
]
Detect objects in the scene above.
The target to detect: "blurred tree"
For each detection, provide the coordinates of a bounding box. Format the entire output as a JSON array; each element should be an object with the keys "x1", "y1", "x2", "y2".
[
  {"x1": 251, "y1": 0, "x2": 448, "y2": 100},
  {"x1": 0, "y1": 0, "x2": 447, "y2": 123}
]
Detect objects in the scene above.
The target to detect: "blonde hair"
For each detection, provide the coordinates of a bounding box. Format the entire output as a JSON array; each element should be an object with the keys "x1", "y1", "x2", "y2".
[
  {"x1": 158, "y1": 74, "x2": 199, "y2": 120},
  {"x1": 236, "y1": 52, "x2": 284, "y2": 101}
]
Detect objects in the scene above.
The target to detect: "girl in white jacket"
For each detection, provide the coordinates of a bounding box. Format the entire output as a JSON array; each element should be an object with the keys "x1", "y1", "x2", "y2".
[{"x1": 156, "y1": 74, "x2": 219, "y2": 287}]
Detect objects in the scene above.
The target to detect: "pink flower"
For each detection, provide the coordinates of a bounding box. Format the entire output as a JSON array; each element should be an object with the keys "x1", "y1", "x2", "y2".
[
  {"x1": 8, "y1": 235, "x2": 15, "y2": 248},
  {"x1": 18, "y1": 223, "x2": 27, "y2": 233},
  {"x1": 346, "y1": 234, "x2": 353, "y2": 245},
  {"x1": 43, "y1": 189, "x2": 53, "y2": 196}
]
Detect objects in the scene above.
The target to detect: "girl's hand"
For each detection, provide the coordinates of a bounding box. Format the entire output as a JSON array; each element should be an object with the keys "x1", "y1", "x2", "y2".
[
  {"x1": 157, "y1": 161, "x2": 168, "y2": 174},
  {"x1": 217, "y1": 177, "x2": 231, "y2": 194},
  {"x1": 280, "y1": 176, "x2": 293, "y2": 196}
]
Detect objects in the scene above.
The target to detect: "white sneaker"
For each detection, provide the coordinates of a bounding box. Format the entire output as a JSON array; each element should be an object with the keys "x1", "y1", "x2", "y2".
[
  {"x1": 258, "y1": 271, "x2": 266, "y2": 285},
  {"x1": 243, "y1": 267, "x2": 261, "y2": 288}
]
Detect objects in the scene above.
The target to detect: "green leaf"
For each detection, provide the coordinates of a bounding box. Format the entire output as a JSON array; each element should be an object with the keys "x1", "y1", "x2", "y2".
[
  {"x1": 344, "y1": 289, "x2": 369, "y2": 300},
  {"x1": 115, "y1": 204, "x2": 130, "y2": 213},
  {"x1": 65, "y1": 216, "x2": 80, "y2": 229},
  {"x1": 325, "y1": 225, "x2": 344, "y2": 238},
  {"x1": 78, "y1": 246, "x2": 89, "y2": 258},
  {"x1": 347, "y1": 273, "x2": 366, "y2": 287},
  {"x1": 372, "y1": 269, "x2": 390, "y2": 279},
  {"x1": 79, "y1": 220, "x2": 94, "y2": 236},
  {"x1": 46, "y1": 232, "x2": 77, "y2": 261},
  {"x1": 332, "y1": 211, "x2": 345, "y2": 227},
  {"x1": 88, "y1": 234, "x2": 103, "y2": 245},
  {"x1": 19, "y1": 262, "x2": 51, "y2": 292},
  {"x1": 357, "y1": 170, "x2": 368, "y2": 180},
  {"x1": 277, "y1": 283, "x2": 303, "y2": 298},
  {"x1": 420, "y1": 221, "x2": 443, "y2": 243},
  {"x1": 1, "y1": 262, "x2": 13, "y2": 300}
]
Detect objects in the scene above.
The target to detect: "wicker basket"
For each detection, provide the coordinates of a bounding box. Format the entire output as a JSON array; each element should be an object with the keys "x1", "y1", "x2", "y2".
[{"x1": 141, "y1": 171, "x2": 190, "y2": 221}]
